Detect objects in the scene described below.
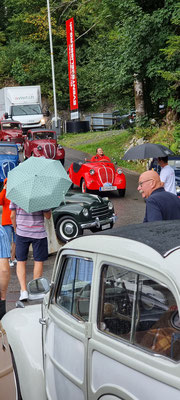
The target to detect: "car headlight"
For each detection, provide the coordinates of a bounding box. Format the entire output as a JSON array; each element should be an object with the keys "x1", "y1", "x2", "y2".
[
  {"x1": 89, "y1": 169, "x2": 95, "y2": 175},
  {"x1": 58, "y1": 144, "x2": 62, "y2": 149},
  {"x1": 108, "y1": 201, "x2": 113, "y2": 210},
  {"x1": 117, "y1": 168, "x2": 123, "y2": 175},
  {"x1": 82, "y1": 208, "x2": 89, "y2": 217},
  {"x1": 37, "y1": 145, "x2": 42, "y2": 150},
  {"x1": 7, "y1": 138, "x2": 10, "y2": 141}
]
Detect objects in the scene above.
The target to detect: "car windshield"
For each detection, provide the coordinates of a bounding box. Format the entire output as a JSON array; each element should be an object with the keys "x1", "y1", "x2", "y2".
[
  {"x1": 0, "y1": 146, "x2": 18, "y2": 155},
  {"x1": 33, "y1": 132, "x2": 55, "y2": 140},
  {"x1": 2, "y1": 123, "x2": 21, "y2": 130},
  {"x1": 12, "y1": 104, "x2": 42, "y2": 116}
]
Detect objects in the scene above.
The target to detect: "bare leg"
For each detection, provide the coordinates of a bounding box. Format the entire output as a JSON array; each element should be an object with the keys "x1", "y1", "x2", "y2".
[
  {"x1": 11, "y1": 242, "x2": 16, "y2": 261},
  {"x1": 16, "y1": 261, "x2": 27, "y2": 291},
  {"x1": 33, "y1": 261, "x2": 43, "y2": 280},
  {"x1": 0, "y1": 258, "x2": 10, "y2": 300}
]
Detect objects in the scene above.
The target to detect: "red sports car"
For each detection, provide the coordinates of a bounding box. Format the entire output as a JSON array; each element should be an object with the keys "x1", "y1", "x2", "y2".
[
  {"x1": 23, "y1": 129, "x2": 65, "y2": 165},
  {"x1": 68, "y1": 159, "x2": 126, "y2": 196}
]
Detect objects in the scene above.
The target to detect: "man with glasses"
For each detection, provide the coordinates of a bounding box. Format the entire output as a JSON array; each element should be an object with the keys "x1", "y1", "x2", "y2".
[{"x1": 138, "y1": 170, "x2": 180, "y2": 222}]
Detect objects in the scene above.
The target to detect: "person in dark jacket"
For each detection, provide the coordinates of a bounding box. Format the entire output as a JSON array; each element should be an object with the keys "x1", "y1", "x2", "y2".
[{"x1": 137, "y1": 170, "x2": 180, "y2": 222}]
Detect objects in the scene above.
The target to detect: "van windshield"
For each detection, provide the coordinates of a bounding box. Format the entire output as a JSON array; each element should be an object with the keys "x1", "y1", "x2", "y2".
[{"x1": 12, "y1": 104, "x2": 42, "y2": 116}]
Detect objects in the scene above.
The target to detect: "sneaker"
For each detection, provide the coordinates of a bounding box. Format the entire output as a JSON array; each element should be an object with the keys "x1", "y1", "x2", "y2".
[
  {"x1": 19, "y1": 290, "x2": 28, "y2": 301},
  {"x1": 13, "y1": 258, "x2": 17, "y2": 264},
  {"x1": 9, "y1": 260, "x2": 15, "y2": 268}
]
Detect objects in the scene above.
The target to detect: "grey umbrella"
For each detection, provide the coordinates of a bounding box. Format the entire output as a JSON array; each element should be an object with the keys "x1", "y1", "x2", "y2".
[{"x1": 122, "y1": 143, "x2": 174, "y2": 160}]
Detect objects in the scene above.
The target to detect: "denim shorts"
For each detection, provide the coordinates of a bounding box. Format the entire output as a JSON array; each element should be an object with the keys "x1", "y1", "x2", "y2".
[
  {"x1": 0, "y1": 226, "x2": 11, "y2": 258},
  {"x1": 3, "y1": 225, "x2": 16, "y2": 244},
  {"x1": 16, "y1": 235, "x2": 48, "y2": 262}
]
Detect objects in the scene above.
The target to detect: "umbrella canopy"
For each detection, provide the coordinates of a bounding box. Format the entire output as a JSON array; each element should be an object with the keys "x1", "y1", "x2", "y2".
[
  {"x1": 6, "y1": 157, "x2": 72, "y2": 212},
  {"x1": 122, "y1": 143, "x2": 174, "y2": 160}
]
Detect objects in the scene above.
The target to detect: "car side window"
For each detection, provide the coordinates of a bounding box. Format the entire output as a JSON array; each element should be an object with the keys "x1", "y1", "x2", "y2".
[
  {"x1": 56, "y1": 256, "x2": 93, "y2": 322},
  {"x1": 98, "y1": 264, "x2": 180, "y2": 361}
]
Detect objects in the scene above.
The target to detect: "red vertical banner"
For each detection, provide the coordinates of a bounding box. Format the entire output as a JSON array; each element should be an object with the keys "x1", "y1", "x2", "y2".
[{"x1": 66, "y1": 18, "x2": 79, "y2": 116}]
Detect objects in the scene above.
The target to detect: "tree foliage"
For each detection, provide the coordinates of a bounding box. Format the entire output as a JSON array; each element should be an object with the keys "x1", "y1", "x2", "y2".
[{"x1": 0, "y1": 0, "x2": 179, "y2": 116}]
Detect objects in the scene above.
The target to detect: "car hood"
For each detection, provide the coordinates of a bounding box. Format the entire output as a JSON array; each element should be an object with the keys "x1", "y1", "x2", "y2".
[
  {"x1": 32, "y1": 139, "x2": 56, "y2": 145},
  {"x1": 2, "y1": 129, "x2": 22, "y2": 136},
  {"x1": 63, "y1": 192, "x2": 105, "y2": 206}
]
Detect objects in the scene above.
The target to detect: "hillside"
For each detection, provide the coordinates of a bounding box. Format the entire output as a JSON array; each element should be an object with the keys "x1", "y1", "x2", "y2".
[{"x1": 60, "y1": 123, "x2": 180, "y2": 173}]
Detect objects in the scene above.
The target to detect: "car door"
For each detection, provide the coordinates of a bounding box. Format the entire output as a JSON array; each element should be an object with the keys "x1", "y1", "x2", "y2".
[
  {"x1": 44, "y1": 251, "x2": 96, "y2": 400},
  {"x1": 88, "y1": 255, "x2": 180, "y2": 400}
]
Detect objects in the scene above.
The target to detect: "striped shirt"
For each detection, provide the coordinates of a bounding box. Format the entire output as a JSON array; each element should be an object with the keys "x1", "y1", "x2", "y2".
[{"x1": 9, "y1": 202, "x2": 50, "y2": 239}]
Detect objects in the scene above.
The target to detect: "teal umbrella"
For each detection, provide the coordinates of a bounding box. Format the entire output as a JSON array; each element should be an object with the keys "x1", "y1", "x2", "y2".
[{"x1": 6, "y1": 157, "x2": 72, "y2": 212}]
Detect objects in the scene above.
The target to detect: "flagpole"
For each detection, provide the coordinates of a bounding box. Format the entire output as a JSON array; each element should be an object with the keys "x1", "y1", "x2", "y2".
[{"x1": 47, "y1": 0, "x2": 57, "y2": 127}]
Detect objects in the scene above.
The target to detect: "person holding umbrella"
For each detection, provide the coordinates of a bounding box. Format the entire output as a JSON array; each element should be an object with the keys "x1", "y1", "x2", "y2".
[
  {"x1": 6, "y1": 157, "x2": 72, "y2": 301},
  {"x1": 137, "y1": 170, "x2": 180, "y2": 222},
  {"x1": 158, "y1": 156, "x2": 176, "y2": 195},
  {"x1": 10, "y1": 204, "x2": 51, "y2": 301}
]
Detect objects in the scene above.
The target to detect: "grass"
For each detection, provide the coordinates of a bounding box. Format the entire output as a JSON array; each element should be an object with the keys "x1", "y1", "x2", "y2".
[
  {"x1": 59, "y1": 124, "x2": 178, "y2": 173},
  {"x1": 59, "y1": 129, "x2": 144, "y2": 172}
]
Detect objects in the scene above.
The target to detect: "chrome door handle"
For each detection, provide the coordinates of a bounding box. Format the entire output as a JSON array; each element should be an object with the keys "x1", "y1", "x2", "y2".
[{"x1": 39, "y1": 318, "x2": 48, "y2": 326}]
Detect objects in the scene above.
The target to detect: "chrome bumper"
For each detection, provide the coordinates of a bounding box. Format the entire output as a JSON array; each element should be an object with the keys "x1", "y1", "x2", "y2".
[{"x1": 80, "y1": 214, "x2": 117, "y2": 230}]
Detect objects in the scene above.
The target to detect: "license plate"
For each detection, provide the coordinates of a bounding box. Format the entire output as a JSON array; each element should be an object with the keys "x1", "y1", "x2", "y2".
[
  {"x1": 99, "y1": 186, "x2": 117, "y2": 191},
  {"x1": 101, "y1": 223, "x2": 111, "y2": 230}
]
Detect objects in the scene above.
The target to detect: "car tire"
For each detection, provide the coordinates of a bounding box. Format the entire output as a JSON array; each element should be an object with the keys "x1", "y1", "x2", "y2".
[
  {"x1": 56, "y1": 216, "x2": 83, "y2": 242},
  {"x1": 81, "y1": 179, "x2": 88, "y2": 193},
  {"x1": 118, "y1": 188, "x2": 126, "y2": 197}
]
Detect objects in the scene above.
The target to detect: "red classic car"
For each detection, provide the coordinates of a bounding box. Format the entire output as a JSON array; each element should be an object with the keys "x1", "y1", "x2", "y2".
[
  {"x1": 23, "y1": 129, "x2": 65, "y2": 165},
  {"x1": 0, "y1": 119, "x2": 24, "y2": 151},
  {"x1": 68, "y1": 159, "x2": 126, "y2": 196}
]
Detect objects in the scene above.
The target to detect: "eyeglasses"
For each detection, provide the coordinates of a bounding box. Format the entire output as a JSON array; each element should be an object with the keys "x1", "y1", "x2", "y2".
[{"x1": 138, "y1": 179, "x2": 153, "y2": 187}]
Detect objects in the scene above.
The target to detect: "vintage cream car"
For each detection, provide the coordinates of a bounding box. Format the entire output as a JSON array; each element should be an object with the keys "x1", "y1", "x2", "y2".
[{"x1": 2, "y1": 220, "x2": 180, "y2": 400}]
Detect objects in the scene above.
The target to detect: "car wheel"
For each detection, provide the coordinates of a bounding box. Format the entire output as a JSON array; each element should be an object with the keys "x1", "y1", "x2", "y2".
[
  {"x1": 56, "y1": 217, "x2": 83, "y2": 242},
  {"x1": 118, "y1": 188, "x2": 126, "y2": 197},
  {"x1": 81, "y1": 179, "x2": 88, "y2": 193}
]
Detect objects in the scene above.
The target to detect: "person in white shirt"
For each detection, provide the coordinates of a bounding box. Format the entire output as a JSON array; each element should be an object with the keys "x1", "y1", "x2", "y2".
[{"x1": 158, "y1": 156, "x2": 176, "y2": 195}]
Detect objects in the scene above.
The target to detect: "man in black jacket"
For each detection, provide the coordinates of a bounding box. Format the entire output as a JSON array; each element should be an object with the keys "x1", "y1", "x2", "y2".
[{"x1": 137, "y1": 170, "x2": 180, "y2": 222}]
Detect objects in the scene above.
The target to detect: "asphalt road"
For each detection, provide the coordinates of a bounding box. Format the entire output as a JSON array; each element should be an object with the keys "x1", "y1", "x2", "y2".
[{"x1": 6, "y1": 147, "x2": 146, "y2": 312}]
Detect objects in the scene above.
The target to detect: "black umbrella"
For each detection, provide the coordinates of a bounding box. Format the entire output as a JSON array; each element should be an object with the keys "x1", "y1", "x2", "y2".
[{"x1": 122, "y1": 143, "x2": 174, "y2": 160}]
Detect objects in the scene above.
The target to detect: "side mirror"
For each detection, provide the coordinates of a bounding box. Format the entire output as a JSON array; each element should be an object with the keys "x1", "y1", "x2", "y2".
[
  {"x1": 4, "y1": 113, "x2": 9, "y2": 119},
  {"x1": 27, "y1": 277, "x2": 50, "y2": 301}
]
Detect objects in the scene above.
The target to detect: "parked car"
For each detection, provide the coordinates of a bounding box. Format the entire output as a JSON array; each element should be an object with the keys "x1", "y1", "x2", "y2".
[
  {"x1": 23, "y1": 129, "x2": 65, "y2": 165},
  {"x1": 0, "y1": 142, "x2": 19, "y2": 190},
  {"x1": 0, "y1": 119, "x2": 24, "y2": 151},
  {"x1": 3, "y1": 220, "x2": 180, "y2": 400},
  {"x1": 52, "y1": 190, "x2": 116, "y2": 242},
  {"x1": 112, "y1": 110, "x2": 136, "y2": 129},
  {"x1": 68, "y1": 159, "x2": 126, "y2": 197},
  {"x1": 0, "y1": 321, "x2": 17, "y2": 400},
  {"x1": 150, "y1": 155, "x2": 180, "y2": 196}
]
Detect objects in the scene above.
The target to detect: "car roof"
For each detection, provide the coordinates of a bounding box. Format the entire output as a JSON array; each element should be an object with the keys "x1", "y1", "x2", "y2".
[
  {"x1": 0, "y1": 142, "x2": 18, "y2": 147},
  {"x1": 64, "y1": 220, "x2": 180, "y2": 258},
  {"x1": 98, "y1": 220, "x2": 180, "y2": 256},
  {"x1": 28, "y1": 129, "x2": 56, "y2": 133}
]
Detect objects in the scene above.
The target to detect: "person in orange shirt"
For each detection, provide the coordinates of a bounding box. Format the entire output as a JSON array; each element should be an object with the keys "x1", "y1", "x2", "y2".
[{"x1": 0, "y1": 178, "x2": 16, "y2": 268}]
